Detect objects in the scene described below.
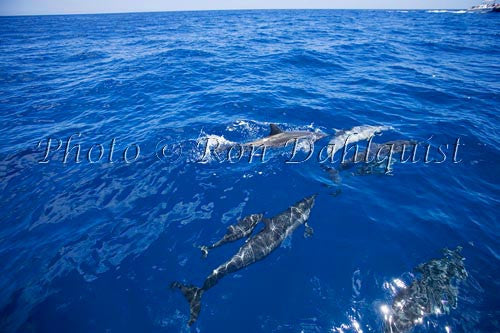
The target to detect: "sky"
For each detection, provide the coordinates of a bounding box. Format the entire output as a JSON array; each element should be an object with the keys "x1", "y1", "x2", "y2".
[{"x1": 0, "y1": 0, "x2": 479, "y2": 16}]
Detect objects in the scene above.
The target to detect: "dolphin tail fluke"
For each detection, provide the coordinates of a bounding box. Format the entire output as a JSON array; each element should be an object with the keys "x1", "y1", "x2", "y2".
[
  {"x1": 304, "y1": 221, "x2": 314, "y2": 238},
  {"x1": 171, "y1": 282, "x2": 204, "y2": 326},
  {"x1": 200, "y1": 245, "x2": 209, "y2": 258}
]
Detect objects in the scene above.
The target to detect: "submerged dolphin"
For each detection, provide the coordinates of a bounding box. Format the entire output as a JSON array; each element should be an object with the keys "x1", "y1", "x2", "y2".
[
  {"x1": 322, "y1": 140, "x2": 417, "y2": 183},
  {"x1": 244, "y1": 124, "x2": 326, "y2": 148},
  {"x1": 200, "y1": 213, "x2": 263, "y2": 258},
  {"x1": 345, "y1": 140, "x2": 417, "y2": 164},
  {"x1": 171, "y1": 195, "x2": 317, "y2": 325},
  {"x1": 382, "y1": 247, "x2": 467, "y2": 333},
  {"x1": 328, "y1": 125, "x2": 393, "y2": 157}
]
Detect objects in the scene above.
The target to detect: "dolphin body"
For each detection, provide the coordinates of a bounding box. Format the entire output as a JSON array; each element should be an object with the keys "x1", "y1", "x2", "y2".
[
  {"x1": 171, "y1": 195, "x2": 317, "y2": 326},
  {"x1": 322, "y1": 140, "x2": 417, "y2": 183},
  {"x1": 383, "y1": 247, "x2": 467, "y2": 333},
  {"x1": 343, "y1": 140, "x2": 417, "y2": 165},
  {"x1": 199, "y1": 213, "x2": 263, "y2": 258},
  {"x1": 205, "y1": 124, "x2": 326, "y2": 161},
  {"x1": 244, "y1": 124, "x2": 326, "y2": 149},
  {"x1": 328, "y1": 125, "x2": 393, "y2": 157}
]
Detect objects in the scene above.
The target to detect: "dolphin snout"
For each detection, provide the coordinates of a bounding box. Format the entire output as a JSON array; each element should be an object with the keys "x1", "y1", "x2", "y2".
[{"x1": 305, "y1": 193, "x2": 318, "y2": 204}]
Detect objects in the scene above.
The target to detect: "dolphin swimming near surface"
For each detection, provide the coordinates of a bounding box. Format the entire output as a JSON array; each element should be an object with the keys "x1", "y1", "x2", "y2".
[
  {"x1": 382, "y1": 247, "x2": 467, "y2": 333},
  {"x1": 243, "y1": 124, "x2": 326, "y2": 148},
  {"x1": 322, "y1": 140, "x2": 417, "y2": 183},
  {"x1": 328, "y1": 125, "x2": 393, "y2": 157},
  {"x1": 345, "y1": 139, "x2": 417, "y2": 164},
  {"x1": 200, "y1": 124, "x2": 326, "y2": 162},
  {"x1": 199, "y1": 213, "x2": 263, "y2": 258},
  {"x1": 171, "y1": 194, "x2": 317, "y2": 326}
]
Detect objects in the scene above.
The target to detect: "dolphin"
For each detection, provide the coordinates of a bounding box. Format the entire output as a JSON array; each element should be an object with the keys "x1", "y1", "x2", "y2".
[
  {"x1": 322, "y1": 140, "x2": 417, "y2": 183},
  {"x1": 328, "y1": 125, "x2": 393, "y2": 157},
  {"x1": 200, "y1": 124, "x2": 326, "y2": 162},
  {"x1": 171, "y1": 194, "x2": 317, "y2": 326},
  {"x1": 244, "y1": 124, "x2": 326, "y2": 149},
  {"x1": 199, "y1": 213, "x2": 263, "y2": 258},
  {"x1": 382, "y1": 247, "x2": 467, "y2": 333},
  {"x1": 348, "y1": 140, "x2": 417, "y2": 164}
]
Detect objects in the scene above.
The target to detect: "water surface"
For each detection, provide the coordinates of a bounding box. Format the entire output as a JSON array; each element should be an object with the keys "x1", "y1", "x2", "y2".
[{"x1": 0, "y1": 9, "x2": 498, "y2": 332}]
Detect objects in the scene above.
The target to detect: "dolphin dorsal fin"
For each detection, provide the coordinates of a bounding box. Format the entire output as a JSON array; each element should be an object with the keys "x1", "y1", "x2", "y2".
[{"x1": 269, "y1": 124, "x2": 284, "y2": 136}]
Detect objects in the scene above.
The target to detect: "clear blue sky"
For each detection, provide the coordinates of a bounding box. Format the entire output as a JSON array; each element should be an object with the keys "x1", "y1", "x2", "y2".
[{"x1": 0, "y1": 0, "x2": 479, "y2": 16}]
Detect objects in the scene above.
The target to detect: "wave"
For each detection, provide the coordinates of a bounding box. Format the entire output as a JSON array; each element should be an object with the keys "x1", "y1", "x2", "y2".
[
  {"x1": 426, "y1": 9, "x2": 468, "y2": 14},
  {"x1": 64, "y1": 50, "x2": 108, "y2": 62}
]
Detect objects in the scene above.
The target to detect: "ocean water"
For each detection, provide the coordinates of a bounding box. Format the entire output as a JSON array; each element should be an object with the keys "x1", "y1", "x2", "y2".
[{"x1": 0, "y1": 9, "x2": 499, "y2": 333}]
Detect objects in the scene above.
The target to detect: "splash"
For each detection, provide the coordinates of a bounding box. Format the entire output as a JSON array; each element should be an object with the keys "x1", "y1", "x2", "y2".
[
  {"x1": 193, "y1": 130, "x2": 236, "y2": 163},
  {"x1": 426, "y1": 10, "x2": 467, "y2": 14}
]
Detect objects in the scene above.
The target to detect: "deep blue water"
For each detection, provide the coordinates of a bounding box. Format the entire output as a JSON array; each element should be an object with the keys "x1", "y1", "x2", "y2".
[{"x1": 0, "y1": 9, "x2": 499, "y2": 333}]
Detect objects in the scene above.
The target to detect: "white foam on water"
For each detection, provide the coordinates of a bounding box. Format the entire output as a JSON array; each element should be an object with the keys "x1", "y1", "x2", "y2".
[
  {"x1": 227, "y1": 119, "x2": 254, "y2": 133},
  {"x1": 192, "y1": 130, "x2": 236, "y2": 163},
  {"x1": 427, "y1": 10, "x2": 467, "y2": 14},
  {"x1": 226, "y1": 119, "x2": 267, "y2": 137}
]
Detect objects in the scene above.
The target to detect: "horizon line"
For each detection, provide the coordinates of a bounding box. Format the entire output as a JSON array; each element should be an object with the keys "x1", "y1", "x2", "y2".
[{"x1": 0, "y1": 7, "x2": 467, "y2": 18}]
